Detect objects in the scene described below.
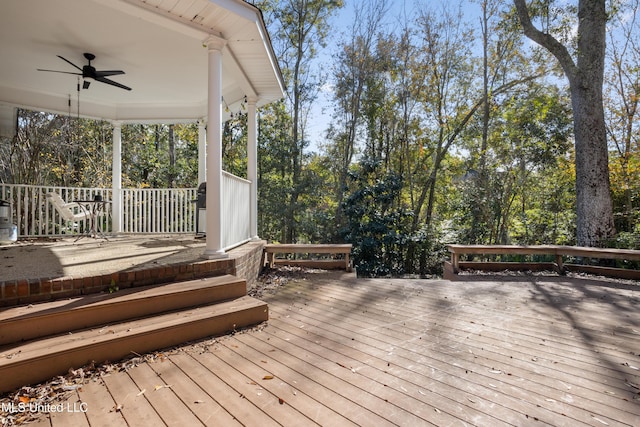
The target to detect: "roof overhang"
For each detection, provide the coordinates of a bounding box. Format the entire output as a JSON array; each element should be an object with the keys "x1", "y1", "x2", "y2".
[{"x1": 0, "y1": 0, "x2": 285, "y2": 125}]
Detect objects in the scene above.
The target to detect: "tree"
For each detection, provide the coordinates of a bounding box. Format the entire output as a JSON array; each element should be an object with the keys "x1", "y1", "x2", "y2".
[
  {"x1": 259, "y1": 0, "x2": 344, "y2": 243},
  {"x1": 326, "y1": 0, "x2": 387, "y2": 235},
  {"x1": 513, "y1": 0, "x2": 615, "y2": 246},
  {"x1": 604, "y1": 0, "x2": 640, "y2": 233},
  {"x1": 256, "y1": 100, "x2": 294, "y2": 242}
]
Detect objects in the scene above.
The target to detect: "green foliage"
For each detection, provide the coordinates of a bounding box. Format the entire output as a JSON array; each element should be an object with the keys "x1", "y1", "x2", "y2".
[
  {"x1": 340, "y1": 158, "x2": 414, "y2": 277},
  {"x1": 121, "y1": 124, "x2": 198, "y2": 188}
]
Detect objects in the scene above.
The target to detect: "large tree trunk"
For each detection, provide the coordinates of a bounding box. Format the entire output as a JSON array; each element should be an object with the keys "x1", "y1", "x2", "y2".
[
  {"x1": 514, "y1": 0, "x2": 615, "y2": 246},
  {"x1": 572, "y1": 79, "x2": 615, "y2": 245}
]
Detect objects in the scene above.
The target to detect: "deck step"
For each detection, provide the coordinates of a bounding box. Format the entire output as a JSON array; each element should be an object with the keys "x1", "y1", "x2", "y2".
[
  {"x1": 0, "y1": 295, "x2": 268, "y2": 393},
  {"x1": 0, "y1": 274, "x2": 247, "y2": 345},
  {"x1": 0, "y1": 274, "x2": 269, "y2": 394}
]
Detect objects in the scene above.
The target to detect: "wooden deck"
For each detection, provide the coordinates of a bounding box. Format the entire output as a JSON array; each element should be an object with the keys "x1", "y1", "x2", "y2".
[{"x1": 4, "y1": 271, "x2": 640, "y2": 426}]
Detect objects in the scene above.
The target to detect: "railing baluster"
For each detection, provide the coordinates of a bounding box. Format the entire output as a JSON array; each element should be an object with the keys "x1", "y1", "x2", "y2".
[{"x1": 1, "y1": 175, "x2": 249, "y2": 246}]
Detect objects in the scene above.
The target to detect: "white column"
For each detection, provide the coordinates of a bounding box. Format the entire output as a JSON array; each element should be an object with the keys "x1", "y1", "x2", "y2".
[
  {"x1": 204, "y1": 36, "x2": 227, "y2": 259},
  {"x1": 247, "y1": 97, "x2": 259, "y2": 240},
  {"x1": 111, "y1": 121, "x2": 122, "y2": 233},
  {"x1": 197, "y1": 119, "x2": 206, "y2": 185}
]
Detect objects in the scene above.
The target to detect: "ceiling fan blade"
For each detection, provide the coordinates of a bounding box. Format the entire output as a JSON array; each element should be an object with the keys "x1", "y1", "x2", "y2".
[
  {"x1": 37, "y1": 69, "x2": 82, "y2": 76},
  {"x1": 95, "y1": 76, "x2": 132, "y2": 91},
  {"x1": 57, "y1": 55, "x2": 82, "y2": 71},
  {"x1": 95, "y1": 70, "x2": 125, "y2": 78}
]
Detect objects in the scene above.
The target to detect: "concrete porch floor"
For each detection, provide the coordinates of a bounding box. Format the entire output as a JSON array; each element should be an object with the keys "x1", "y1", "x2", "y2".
[
  {"x1": 1, "y1": 235, "x2": 211, "y2": 283},
  {"x1": 0, "y1": 235, "x2": 265, "y2": 307}
]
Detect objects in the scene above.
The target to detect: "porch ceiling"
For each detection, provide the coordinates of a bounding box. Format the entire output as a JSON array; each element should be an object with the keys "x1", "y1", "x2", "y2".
[{"x1": 0, "y1": 0, "x2": 284, "y2": 123}]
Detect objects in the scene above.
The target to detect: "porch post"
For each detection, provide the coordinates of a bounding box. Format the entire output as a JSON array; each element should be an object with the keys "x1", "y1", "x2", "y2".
[
  {"x1": 197, "y1": 119, "x2": 206, "y2": 185},
  {"x1": 203, "y1": 36, "x2": 227, "y2": 259},
  {"x1": 111, "y1": 121, "x2": 122, "y2": 233},
  {"x1": 247, "y1": 97, "x2": 259, "y2": 240}
]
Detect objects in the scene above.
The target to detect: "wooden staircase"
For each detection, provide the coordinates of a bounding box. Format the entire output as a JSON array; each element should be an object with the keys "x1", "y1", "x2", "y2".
[{"x1": 0, "y1": 275, "x2": 268, "y2": 394}]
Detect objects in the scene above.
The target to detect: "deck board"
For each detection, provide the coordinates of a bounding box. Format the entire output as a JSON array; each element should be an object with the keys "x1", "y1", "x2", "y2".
[
  {"x1": 211, "y1": 337, "x2": 356, "y2": 426},
  {"x1": 266, "y1": 285, "x2": 531, "y2": 425},
  {"x1": 231, "y1": 332, "x2": 401, "y2": 426},
  {"x1": 272, "y1": 280, "x2": 636, "y2": 416},
  {"x1": 126, "y1": 363, "x2": 203, "y2": 426},
  {"x1": 101, "y1": 368, "x2": 166, "y2": 426},
  {"x1": 47, "y1": 390, "x2": 89, "y2": 427},
  {"x1": 165, "y1": 352, "x2": 282, "y2": 427},
  {"x1": 4, "y1": 271, "x2": 639, "y2": 426},
  {"x1": 77, "y1": 379, "x2": 127, "y2": 427},
  {"x1": 187, "y1": 342, "x2": 314, "y2": 426},
  {"x1": 145, "y1": 355, "x2": 242, "y2": 427}
]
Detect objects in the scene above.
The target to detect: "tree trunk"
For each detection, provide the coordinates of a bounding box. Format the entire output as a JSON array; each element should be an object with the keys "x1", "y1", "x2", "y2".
[
  {"x1": 514, "y1": 0, "x2": 615, "y2": 246},
  {"x1": 572, "y1": 82, "x2": 615, "y2": 245}
]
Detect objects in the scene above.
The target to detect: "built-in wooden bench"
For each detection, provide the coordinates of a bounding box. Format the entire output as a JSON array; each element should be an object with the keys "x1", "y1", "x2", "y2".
[
  {"x1": 264, "y1": 244, "x2": 353, "y2": 272},
  {"x1": 444, "y1": 244, "x2": 640, "y2": 280}
]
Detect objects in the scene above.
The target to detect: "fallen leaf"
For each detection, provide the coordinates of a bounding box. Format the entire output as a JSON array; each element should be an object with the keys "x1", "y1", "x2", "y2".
[
  {"x1": 154, "y1": 384, "x2": 172, "y2": 391},
  {"x1": 136, "y1": 389, "x2": 146, "y2": 396},
  {"x1": 263, "y1": 375, "x2": 274, "y2": 380},
  {"x1": 278, "y1": 397, "x2": 285, "y2": 405},
  {"x1": 194, "y1": 400, "x2": 204, "y2": 404}
]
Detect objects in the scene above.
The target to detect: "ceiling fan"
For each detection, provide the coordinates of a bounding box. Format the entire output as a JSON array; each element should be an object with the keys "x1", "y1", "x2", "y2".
[{"x1": 37, "y1": 52, "x2": 132, "y2": 91}]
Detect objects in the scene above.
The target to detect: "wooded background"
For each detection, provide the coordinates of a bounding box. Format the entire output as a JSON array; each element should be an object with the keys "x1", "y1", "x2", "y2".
[{"x1": 1, "y1": 0, "x2": 638, "y2": 277}]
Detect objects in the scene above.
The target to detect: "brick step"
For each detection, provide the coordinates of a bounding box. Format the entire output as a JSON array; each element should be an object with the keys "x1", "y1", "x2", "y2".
[
  {"x1": 0, "y1": 295, "x2": 268, "y2": 393},
  {"x1": 0, "y1": 275, "x2": 247, "y2": 346}
]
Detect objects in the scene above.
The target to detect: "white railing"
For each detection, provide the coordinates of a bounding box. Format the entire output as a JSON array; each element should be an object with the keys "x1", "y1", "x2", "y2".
[
  {"x1": 121, "y1": 188, "x2": 196, "y2": 234},
  {"x1": 1, "y1": 174, "x2": 252, "y2": 248},
  {"x1": 222, "y1": 171, "x2": 251, "y2": 249},
  {"x1": 0, "y1": 184, "x2": 111, "y2": 237}
]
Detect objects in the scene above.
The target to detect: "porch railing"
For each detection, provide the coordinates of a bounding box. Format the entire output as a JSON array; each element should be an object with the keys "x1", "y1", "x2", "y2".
[
  {"x1": 1, "y1": 174, "x2": 251, "y2": 249},
  {"x1": 222, "y1": 171, "x2": 251, "y2": 248},
  {"x1": 0, "y1": 185, "x2": 112, "y2": 237},
  {"x1": 121, "y1": 188, "x2": 196, "y2": 234}
]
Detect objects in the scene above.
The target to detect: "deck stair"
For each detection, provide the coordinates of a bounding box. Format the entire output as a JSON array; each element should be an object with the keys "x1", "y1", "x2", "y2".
[{"x1": 0, "y1": 275, "x2": 268, "y2": 394}]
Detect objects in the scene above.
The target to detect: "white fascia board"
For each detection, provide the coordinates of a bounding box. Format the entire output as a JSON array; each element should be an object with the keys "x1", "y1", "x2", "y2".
[
  {"x1": 255, "y1": 16, "x2": 286, "y2": 99},
  {"x1": 213, "y1": 0, "x2": 261, "y2": 22}
]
